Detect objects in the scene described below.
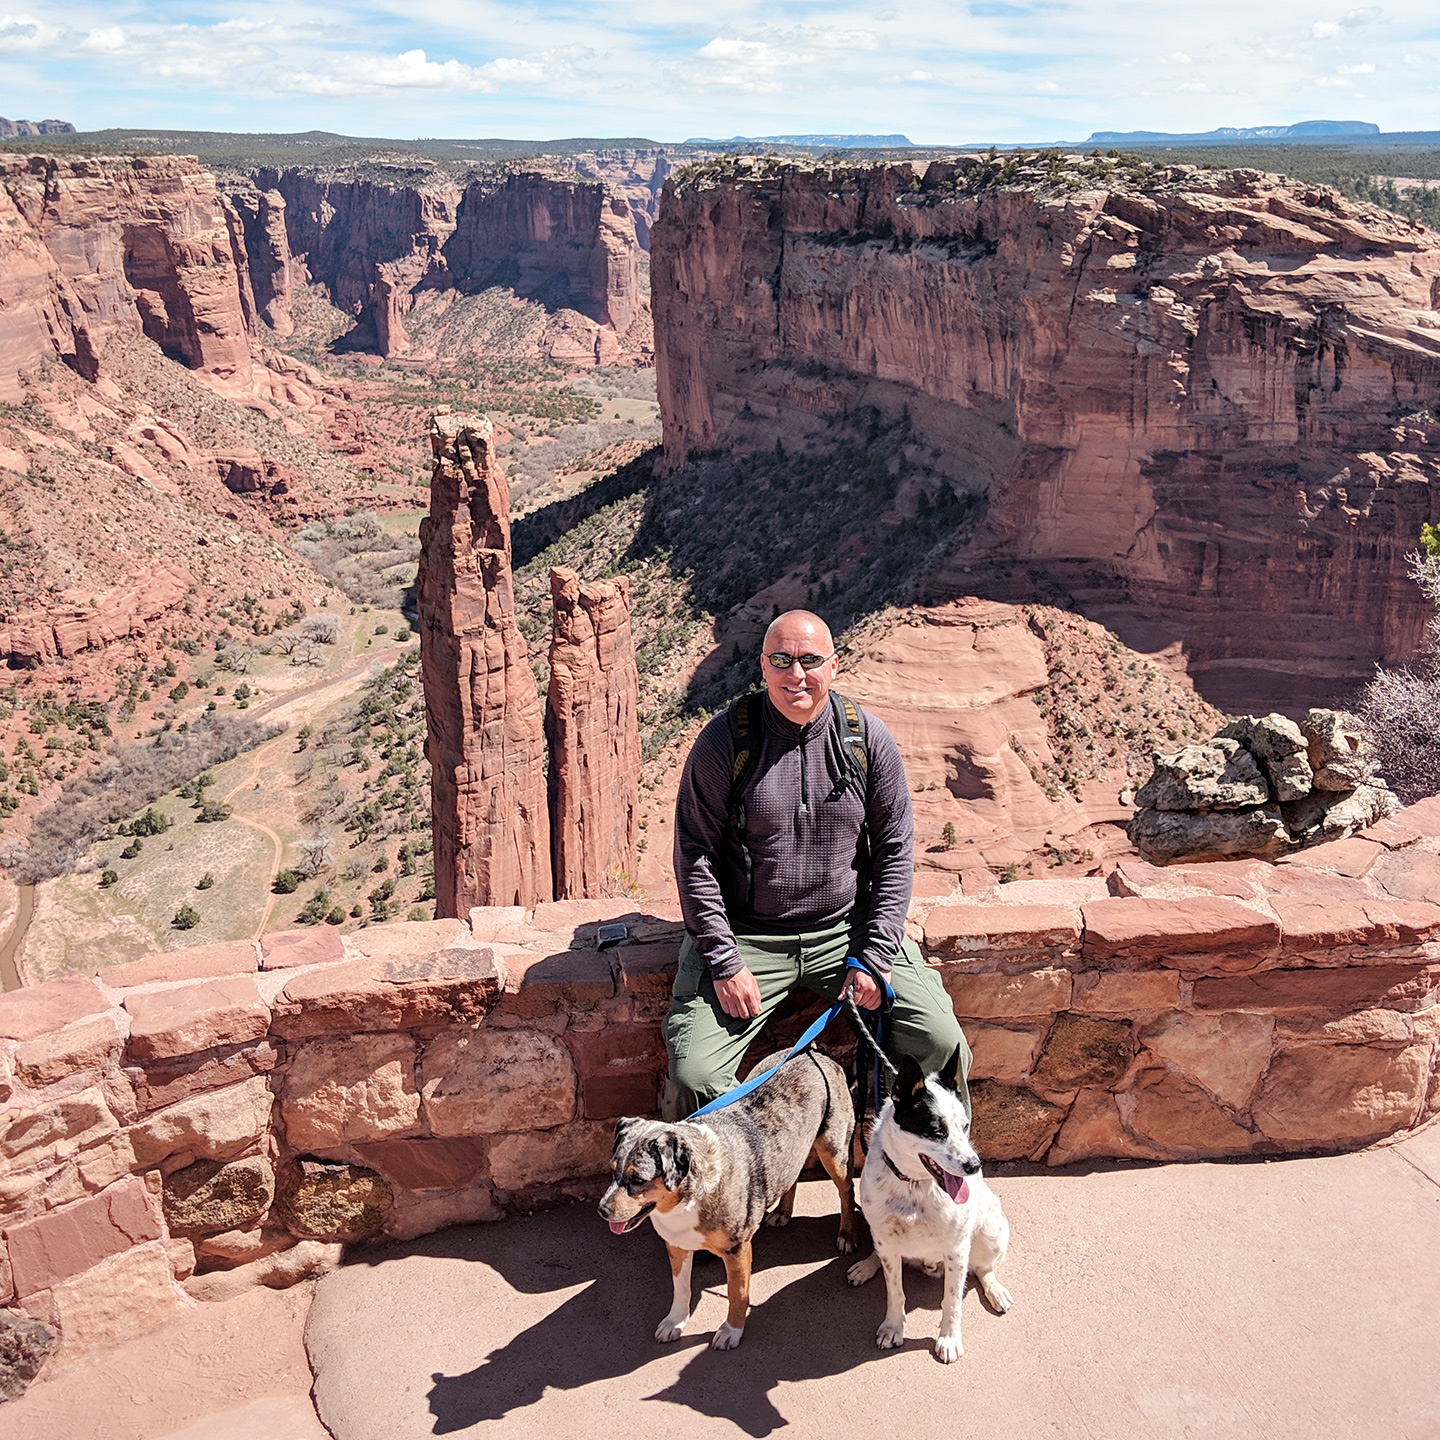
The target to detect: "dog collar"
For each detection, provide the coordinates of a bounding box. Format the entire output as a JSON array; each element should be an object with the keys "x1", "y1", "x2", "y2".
[{"x1": 881, "y1": 1148, "x2": 922, "y2": 1187}]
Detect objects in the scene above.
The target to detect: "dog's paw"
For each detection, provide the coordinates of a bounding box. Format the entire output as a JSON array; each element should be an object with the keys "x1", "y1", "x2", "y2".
[
  {"x1": 933, "y1": 1335, "x2": 963, "y2": 1364},
  {"x1": 876, "y1": 1317, "x2": 906, "y2": 1350},
  {"x1": 655, "y1": 1316, "x2": 687, "y2": 1343},
  {"x1": 835, "y1": 1228, "x2": 857, "y2": 1255},
  {"x1": 847, "y1": 1254, "x2": 880, "y2": 1287},
  {"x1": 980, "y1": 1275, "x2": 1013, "y2": 1313},
  {"x1": 764, "y1": 1209, "x2": 791, "y2": 1228},
  {"x1": 710, "y1": 1322, "x2": 744, "y2": 1351},
  {"x1": 920, "y1": 1259, "x2": 944, "y2": 1278}
]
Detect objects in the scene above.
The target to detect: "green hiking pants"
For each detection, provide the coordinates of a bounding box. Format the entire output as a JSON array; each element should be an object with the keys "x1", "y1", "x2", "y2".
[{"x1": 661, "y1": 916, "x2": 970, "y2": 1121}]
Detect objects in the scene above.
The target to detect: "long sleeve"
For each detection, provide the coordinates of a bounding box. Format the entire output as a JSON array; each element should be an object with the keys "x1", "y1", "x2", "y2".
[
  {"x1": 857, "y1": 715, "x2": 914, "y2": 973},
  {"x1": 672, "y1": 716, "x2": 743, "y2": 980}
]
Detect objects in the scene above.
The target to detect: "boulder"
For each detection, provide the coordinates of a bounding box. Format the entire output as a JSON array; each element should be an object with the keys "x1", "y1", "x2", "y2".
[
  {"x1": 1029, "y1": 1014, "x2": 1135, "y2": 1092},
  {"x1": 1282, "y1": 785, "x2": 1398, "y2": 846},
  {"x1": 0, "y1": 1307, "x2": 57, "y2": 1401},
  {"x1": 1128, "y1": 804, "x2": 1290, "y2": 864},
  {"x1": 1134, "y1": 739, "x2": 1269, "y2": 812},
  {"x1": 1301, "y1": 709, "x2": 1376, "y2": 791},
  {"x1": 1139, "y1": 1011, "x2": 1274, "y2": 1109},
  {"x1": 1251, "y1": 1042, "x2": 1429, "y2": 1145},
  {"x1": 280, "y1": 1034, "x2": 421, "y2": 1150},
  {"x1": 1121, "y1": 1069, "x2": 1256, "y2": 1154},
  {"x1": 421, "y1": 1029, "x2": 576, "y2": 1137},
  {"x1": 162, "y1": 1156, "x2": 275, "y2": 1237},
  {"x1": 275, "y1": 1158, "x2": 392, "y2": 1243},
  {"x1": 1218, "y1": 714, "x2": 1313, "y2": 802}
]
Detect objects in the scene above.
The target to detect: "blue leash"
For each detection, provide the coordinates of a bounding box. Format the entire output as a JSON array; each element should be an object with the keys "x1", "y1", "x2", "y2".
[{"x1": 690, "y1": 959, "x2": 895, "y2": 1119}]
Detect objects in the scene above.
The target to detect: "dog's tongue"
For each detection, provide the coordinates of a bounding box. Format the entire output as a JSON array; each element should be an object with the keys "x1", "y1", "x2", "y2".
[
  {"x1": 608, "y1": 1219, "x2": 629, "y2": 1235},
  {"x1": 942, "y1": 1172, "x2": 970, "y2": 1205}
]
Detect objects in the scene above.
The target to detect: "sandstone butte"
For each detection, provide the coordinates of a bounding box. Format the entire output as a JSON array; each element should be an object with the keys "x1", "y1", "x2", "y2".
[
  {"x1": 223, "y1": 167, "x2": 644, "y2": 362},
  {"x1": 546, "y1": 566, "x2": 642, "y2": 899},
  {"x1": 652, "y1": 157, "x2": 1440, "y2": 706},
  {"x1": 417, "y1": 412, "x2": 552, "y2": 914},
  {"x1": 4, "y1": 798, "x2": 1440, "y2": 1390}
]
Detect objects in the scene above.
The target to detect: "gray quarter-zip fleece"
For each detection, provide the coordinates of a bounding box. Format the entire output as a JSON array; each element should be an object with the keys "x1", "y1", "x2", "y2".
[{"x1": 673, "y1": 694, "x2": 915, "y2": 980}]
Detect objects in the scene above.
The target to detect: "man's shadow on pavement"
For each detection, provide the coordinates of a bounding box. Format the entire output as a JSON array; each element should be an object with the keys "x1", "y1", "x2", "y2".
[{"x1": 419, "y1": 1197, "x2": 942, "y2": 1437}]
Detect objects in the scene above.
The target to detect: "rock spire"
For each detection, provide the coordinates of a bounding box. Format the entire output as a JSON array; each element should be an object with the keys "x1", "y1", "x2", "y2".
[
  {"x1": 546, "y1": 567, "x2": 641, "y2": 899},
  {"x1": 417, "y1": 413, "x2": 551, "y2": 913}
]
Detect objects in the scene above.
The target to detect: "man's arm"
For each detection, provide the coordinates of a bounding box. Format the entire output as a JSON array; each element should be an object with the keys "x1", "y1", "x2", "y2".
[
  {"x1": 672, "y1": 718, "x2": 745, "y2": 981},
  {"x1": 858, "y1": 714, "x2": 915, "y2": 974}
]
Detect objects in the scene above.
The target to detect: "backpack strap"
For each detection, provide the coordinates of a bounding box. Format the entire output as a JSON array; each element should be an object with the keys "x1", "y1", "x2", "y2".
[{"x1": 830, "y1": 690, "x2": 870, "y2": 800}]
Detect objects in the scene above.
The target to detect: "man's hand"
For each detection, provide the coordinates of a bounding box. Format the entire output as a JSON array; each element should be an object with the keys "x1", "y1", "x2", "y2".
[
  {"x1": 714, "y1": 966, "x2": 763, "y2": 1019},
  {"x1": 842, "y1": 968, "x2": 883, "y2": 1011}
]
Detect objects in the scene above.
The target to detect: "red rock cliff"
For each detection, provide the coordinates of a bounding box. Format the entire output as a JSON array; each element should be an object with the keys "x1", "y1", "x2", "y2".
[
  {"x1": 652, "y1": 157, "x2": 1440, "y2": 706},
  {"x1": 0, "y1": 153, "x2": 255, "y2": 399},
  {"x1": 230, "y1": 167, "x2": 641, "y2": 356},
  {"x1": 546, "y1": 566, "x2": 641, "y2": 899},
  {"x1": 418, "y1": 412, "x2": 552, "y2": 913}
]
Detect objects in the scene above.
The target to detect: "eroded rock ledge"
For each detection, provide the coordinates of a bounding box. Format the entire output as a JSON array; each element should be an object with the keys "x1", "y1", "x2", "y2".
[{"x1": 3, "y1": 796, "x2": 1440, "y2": 1387}]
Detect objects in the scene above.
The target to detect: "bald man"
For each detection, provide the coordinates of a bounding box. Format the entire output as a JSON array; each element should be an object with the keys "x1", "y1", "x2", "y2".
[{"x1": 663, "y1": 609, "x2": 969, "y2": 1120}]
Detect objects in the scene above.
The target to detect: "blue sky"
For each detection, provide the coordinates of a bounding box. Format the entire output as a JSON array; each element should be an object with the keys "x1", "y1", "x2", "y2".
[{"x1": 0, "y1": 2, "x2": 1434, "y2": 143}]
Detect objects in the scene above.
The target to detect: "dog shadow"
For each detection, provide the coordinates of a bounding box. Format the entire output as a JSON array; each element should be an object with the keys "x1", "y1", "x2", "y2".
[{"x1": 417, "y1": 1200, "x2": 945, "y2": 1437}]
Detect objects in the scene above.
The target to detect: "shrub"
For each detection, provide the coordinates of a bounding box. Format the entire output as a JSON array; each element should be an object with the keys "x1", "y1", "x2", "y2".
[
  {"x1": 408, "y1": 905, "x2": 429, "y2": 921},
  {"x1": 130, "y1": 807, "x2": 171, "y2": 838},
  {"x1": 325, "y1": 906, "x2": 347, "y2": 925},
  {"x1": 172, "y1": 904, "x2": 201, "y2": 930},
  {"x1": 99, "y1": 867, "x2": 118, "y2": 887},
  {"x1": 120, "y1": 839, "x2": 142, "y2": 859},
  {"x1": 196, "y1": 800, "x2": 233, "y2": 823},
  {"x1": 273, "y1": 868, "x2": 301, "y2": 894},
  {"x1": 296, "y1": 888, "x2": 332, "y2": 925},
  {"x1": 169, "y1": 682, "x2": 189, "y2": 703},
  {"x1": 196, "y1": 871, "x2": 215, "y2": 890}
]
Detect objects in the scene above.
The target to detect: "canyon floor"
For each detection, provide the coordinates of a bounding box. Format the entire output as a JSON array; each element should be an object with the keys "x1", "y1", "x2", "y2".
[{"x1": 8, "y1": 1123, "x2": 1439, "y2": 1439}]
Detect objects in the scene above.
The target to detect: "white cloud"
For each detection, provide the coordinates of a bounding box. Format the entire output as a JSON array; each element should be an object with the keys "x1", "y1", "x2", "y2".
[
  {"x1": 0, "y1": 14, "x2": 55, "y2": 52},
  {"x1": 1177, "y1": 81, "x2": 1210, "y2": 91},
  {"x1": 1340, "y1": 5, "x2": 1383, "y2": 24},
  {"x1": 1312, "y1": 21, "x2": 1340, "y2": 37},
  {"x1": 79, "y1": 26, "x2": 123, "y2": 52},
  {"x1": 1337, "y1": 61, "x2": 1375, "y2": 71},
  {"x1": 1034, "y1": 79, "x2": 1059, "y2": 91},
  {"x1": 1167, "y1": 51, "x2": 1192, "y2": 64}
]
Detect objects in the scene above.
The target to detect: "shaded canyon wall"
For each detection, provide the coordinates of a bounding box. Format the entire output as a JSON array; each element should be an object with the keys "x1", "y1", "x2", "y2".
[{"x1": 652, "y1": 159, "x2": 1440, "y2": 705}]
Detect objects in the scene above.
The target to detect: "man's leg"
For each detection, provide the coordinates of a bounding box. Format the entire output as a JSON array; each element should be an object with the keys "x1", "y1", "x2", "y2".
[
  {"x1": 798, "y1": 925, "x2": 971, "y2": 1115},
  {"x1": 661, "y1": 932, "x2": 800, "y2": 1120}
]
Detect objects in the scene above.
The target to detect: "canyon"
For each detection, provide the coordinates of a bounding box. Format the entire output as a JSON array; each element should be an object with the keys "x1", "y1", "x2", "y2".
[{"x1": 653, "y1": 153, "x2": 1440, "y2": 711}]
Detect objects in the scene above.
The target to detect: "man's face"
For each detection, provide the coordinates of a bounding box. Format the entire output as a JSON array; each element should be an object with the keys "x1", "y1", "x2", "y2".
[{"x1": 762, "y1": 618, "x2": 839, "y2": 725}]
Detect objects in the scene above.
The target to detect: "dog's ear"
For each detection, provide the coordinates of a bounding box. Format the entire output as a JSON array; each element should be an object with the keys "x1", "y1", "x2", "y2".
[
  {"x1": 897, "y1": 1053, "x2": 926, "y2": 1102},
  {"x1": 612, "y1": 1117, "x2": 643, "y2": 1159},
  {"x1": 651, "y1": 1133, "x2": 690, "y2": 1191},
  {"x1": 938, "y1": 1045, "x2": 965, "y2": 1095}
]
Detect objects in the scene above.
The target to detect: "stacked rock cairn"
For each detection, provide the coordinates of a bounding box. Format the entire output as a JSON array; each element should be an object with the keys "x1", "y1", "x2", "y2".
[{"x1": 1127, "y1": 710, "x2": 1399, "y2": 864}]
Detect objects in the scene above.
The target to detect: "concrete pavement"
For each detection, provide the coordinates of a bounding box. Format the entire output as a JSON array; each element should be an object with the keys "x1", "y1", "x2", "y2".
[{"x1": 305, "y1": 1123, "x2": 1440, "y2": 1440}]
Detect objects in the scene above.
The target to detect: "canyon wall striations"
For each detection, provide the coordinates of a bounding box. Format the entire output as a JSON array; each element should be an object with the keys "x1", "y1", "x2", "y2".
[
  {"x1": 0, "y1": 154, "x2": 255, "y2": 399},
  {"x1": 653, "y1": 159, "x2": 1440, "y2": 707},
  {"x1": 226, "y1": 167, "x2": 643, "y2": 358},
  {"x1": 418, "y1": 414, "x2": 552, "y2": 914},
  {"x1": 546, "y1": 566, "x2": 641, "y2": 899}
]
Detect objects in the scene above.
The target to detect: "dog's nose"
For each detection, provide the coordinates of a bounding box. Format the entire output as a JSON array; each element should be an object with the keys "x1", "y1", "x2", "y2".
[{"x1": 963, "y1": 1157, "x2": 981, "y2": 1175}]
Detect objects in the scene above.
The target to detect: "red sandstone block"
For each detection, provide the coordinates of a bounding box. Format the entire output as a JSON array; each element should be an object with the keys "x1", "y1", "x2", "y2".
[
  {"x1": 271, "y1": 948, "x2": 500, "y2": 1040},
  {"x1": 1270, "y1": 898, "x2": 1384, "y2": 953},
  {"x1": 352, "y1": 1136, "x2": 489, "y2": 1191},
  {"x1": 1081, "y1": 896, "x2": 1279, "y2": 964},
  {"x1": 1278, "y1": 836, "x2": 1385, "y2": 879},
  {"x1": 1193, "y1": 963, "x2": 1440, "y2": 1016},
  {"x1": 924, "y1": 904, "x2": 1080, "y2": 959},
  {"x1": 1259, "y1": 865, "x2": 1378, "y2": 903},
  {"x1": 497, "y1": 946, "x2": 615, "y2": 1008},
  {"x1": 912, "y1": 870, "x2": 958, "y2": 898},
  {"x1": 959, "y1": 867, "x2": 999, "y2": 896},
  {"x1": 96, "y1": 941, "x2": 258, "y2": 990},
  {"x1": 1370, "y1": 847, "x2": 1440, "y2": 907},
  {"x1": 0, "y1": 976, "x2": 109, "y2": 1042},
  {"x1": 582, "y1": 1071, "x2": 660, "y2": 1119},
  {"x1": 615, "y1": 942, "x2": 680, "y2": 996},
  {"x1": 1366, "y1": 796, "x2": 1440, "y2": 847},
  {"x1": 123, "y1": 976, "x2": 270, "y2": 1062},
  {"x1": 14, "y1": 1015, "x2": 122, "y2": 1087},
  {"x1": 4, "y1": 1176, "x2": 161, "y2": 1297},
  {"x1": 578, "y1": 1026, "x2": 666, "y2": 1073},
  {"x1": 1363, "y1": 899, "x2": 1440, "y2": 945},
  {"x1": 124, "y1": 1039, "x2": 282, "y2": 1114},
  {"x1": 1107, "y1": 857, "x2": 1266, "y2": 901},
  {"x1": 614, "y1": 910, "x2": 685, "y2": 944},
  {"x1": 529, "y1": 899, "x2": 639, "y2": 933},
  {"x1": 259, "y1": 928, "x2": 345, "y2": 971}
]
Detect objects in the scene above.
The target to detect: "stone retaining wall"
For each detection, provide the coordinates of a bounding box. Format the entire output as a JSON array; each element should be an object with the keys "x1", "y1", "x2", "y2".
[{"x1": 4, "y1": 797, "x2": 1440, "y2": 1387}]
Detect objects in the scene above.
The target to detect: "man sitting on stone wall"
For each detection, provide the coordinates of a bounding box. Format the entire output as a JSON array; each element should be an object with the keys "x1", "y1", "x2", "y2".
[{"x1": 664, "y1": 609, "x2": 970, "y2": 1119}]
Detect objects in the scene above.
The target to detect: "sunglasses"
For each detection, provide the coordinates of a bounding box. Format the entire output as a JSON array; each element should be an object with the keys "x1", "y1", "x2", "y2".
[{"x1": 765, "y1": 651, "x2": 834, "y2": 672}]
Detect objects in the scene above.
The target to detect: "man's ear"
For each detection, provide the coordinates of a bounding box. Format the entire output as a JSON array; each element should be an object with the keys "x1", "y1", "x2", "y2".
[
  {"x1": 939, "y1": 1045, "x2": 965, "y2": 1094},
  {"x1": 652, "y1": 1134, "x2": 690, "y2": 1191},
  {"x1": 897, "y1": 1053, "x2": 926, "y2": 1101}
]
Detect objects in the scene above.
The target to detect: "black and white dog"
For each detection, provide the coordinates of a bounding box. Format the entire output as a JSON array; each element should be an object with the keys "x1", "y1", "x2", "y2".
[{"x1": 847, "y1": 1046, "x2": 1012, "y2": 1363}]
